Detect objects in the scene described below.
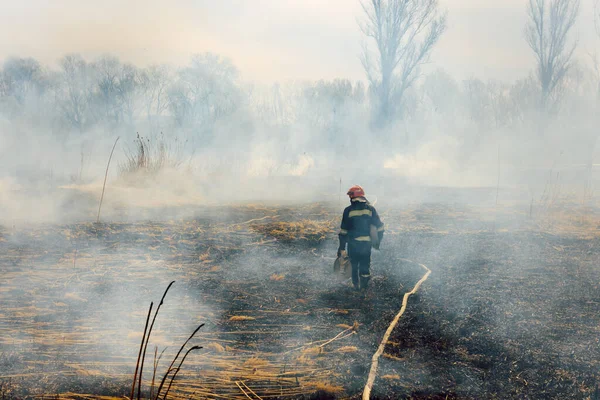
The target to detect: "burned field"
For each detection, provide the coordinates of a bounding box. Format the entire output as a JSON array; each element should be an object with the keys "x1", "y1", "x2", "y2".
[{"x1": 1, "y1": 202, "x2": 600, "y2": 399}]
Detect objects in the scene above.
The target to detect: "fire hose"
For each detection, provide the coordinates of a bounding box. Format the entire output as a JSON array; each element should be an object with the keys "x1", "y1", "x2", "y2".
[{"x1": 363, "y1": 258, "x2": 431, "y2": 400}]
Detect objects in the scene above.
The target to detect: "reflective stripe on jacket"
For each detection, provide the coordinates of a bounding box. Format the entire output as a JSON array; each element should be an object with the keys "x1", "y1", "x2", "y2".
[{"x1": 338, "y1": 200, "x2": 384, "y2": 243}]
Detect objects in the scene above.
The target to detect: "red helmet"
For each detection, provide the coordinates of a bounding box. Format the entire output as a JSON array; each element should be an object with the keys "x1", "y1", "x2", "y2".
[{"x1": 347, "y1": 185, "x2": 365, "y2": 198}]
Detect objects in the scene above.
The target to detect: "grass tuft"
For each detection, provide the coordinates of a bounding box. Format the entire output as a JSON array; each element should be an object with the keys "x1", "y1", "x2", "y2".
[
  {"x1": 205, "y1": 342, "x2": 226, "y2": 352},
  {"x1": 229, "y1": 316, "x2": 256, "y2": 321},
  {"x1": 119, "y1": 133, "x2": 185, "y2": 177},
  {"x1": 270, "y1": 273, "x2": 285, "y2": 281},
  {"x1": 251, "y1": 219, "x2": 335, "y2": 244},
  {"x1": 310, "y1": 382, "x2": 345, "y2": 394},
  {"x1": 336, "y1": 346, "x2": 358, "y2": 353}
]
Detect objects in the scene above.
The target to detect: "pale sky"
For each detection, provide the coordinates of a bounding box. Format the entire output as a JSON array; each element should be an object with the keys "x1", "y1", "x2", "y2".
[{"x1": 0, "y1": 0, "x2": 597, "y2": 83}]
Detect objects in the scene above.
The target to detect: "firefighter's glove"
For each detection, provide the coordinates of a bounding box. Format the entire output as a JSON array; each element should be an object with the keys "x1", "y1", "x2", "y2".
[{"x1": 372, "y1": 242, "x2": 380, "y2": 250}]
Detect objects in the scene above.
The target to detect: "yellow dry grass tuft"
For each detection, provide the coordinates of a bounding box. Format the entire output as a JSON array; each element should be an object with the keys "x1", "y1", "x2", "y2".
[
  {"x1": 205, "y1": 342, "x2": 225, "y2": 352},
  {"x1": 229, "y1": 316, "x2": 256, "y2": 321},
  {"x1": 336, "y1": 346, "x2": 358, "y2": 353},
  {"x1": 302, "y1": 346, "x2": 323, "y2": 355},
  {"x1": 309, "y1": 382, "x2": 345, "y2": 395},
  {"x1": 199, "y1": 250, "x2": 211, "y2": 261},
  {"x1": 382, "y1": 374, "x2": 401, "y2": 380},
  {"x1": 332, "y1": 309, "x2": 349, "y2": 315},
  {"x1": 534, "y1": 206, "x2": 600, "y2": 239},
  {"x1": 250, "y1": 219, "x2": 336, "y2": 243},
  {"x1": 296, "y1": 354, "x2": 317, "y2": 365},
  {"x1": 243, "y1": 357, "x2": 269, "y2": 368},
  {"x1": 270, "y1": 273, "x2": 285, "y2": 281}
]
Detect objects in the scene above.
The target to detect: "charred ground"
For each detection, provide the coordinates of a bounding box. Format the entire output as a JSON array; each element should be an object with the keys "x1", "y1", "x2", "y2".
[{"x1": 1, "y1": 201, "x2": 600, "y2": 399}]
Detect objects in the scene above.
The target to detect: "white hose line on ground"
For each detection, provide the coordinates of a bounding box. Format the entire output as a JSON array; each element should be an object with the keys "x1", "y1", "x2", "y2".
[{"x1": 362, "y1": 259, "x2": 431, "y2": 400}]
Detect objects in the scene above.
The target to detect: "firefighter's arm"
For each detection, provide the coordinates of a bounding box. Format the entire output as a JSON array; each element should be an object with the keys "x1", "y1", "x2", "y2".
[
  {"x1": 338, "y1": 209, "x2": 350, "y2": 256},
  {"x1": 372, "y1": 207, "x2": 385, "y2": 246},
  {"x1": 338, "y1": 233, "x2": 348, "y2": 257}
]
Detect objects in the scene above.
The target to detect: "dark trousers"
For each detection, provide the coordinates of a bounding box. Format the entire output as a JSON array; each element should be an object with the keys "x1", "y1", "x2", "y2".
[{"x1": 348, "y1": 245, "x2": 371, "y2": 290}]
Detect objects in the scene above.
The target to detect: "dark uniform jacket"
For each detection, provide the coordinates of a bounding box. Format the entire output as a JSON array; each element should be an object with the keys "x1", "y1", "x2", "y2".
[{"x1": 339, "y1": 199, "x2": 384, "y2": 254}]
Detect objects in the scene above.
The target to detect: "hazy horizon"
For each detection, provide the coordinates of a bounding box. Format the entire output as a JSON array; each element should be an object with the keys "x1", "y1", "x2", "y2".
[{"x1": 0, "y1": 0, "x2": 597, "y2": 83}]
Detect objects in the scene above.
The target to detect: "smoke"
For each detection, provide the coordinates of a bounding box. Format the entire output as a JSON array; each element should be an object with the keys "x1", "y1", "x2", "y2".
[
  {"x1": 0, "y1": 3, "x2": 599, "y2": 397},
  {"x1": 0, "y1": 44, "x2": 597, "y2": 225}
]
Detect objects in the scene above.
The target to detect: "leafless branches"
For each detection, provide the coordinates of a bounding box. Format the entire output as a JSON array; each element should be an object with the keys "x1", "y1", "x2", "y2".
[
  {"x1": 140, "y1": 65, "x2": 172, "y2": 126},
  {"x1": 594, "y1": 1, "x2": 600, "y2": 100},
  {"x1": 58, "y1": 54, "x2": 91, "y2": 132},
  {"x1": 525, "y1": 0, "x2": 580, "y2": 110},
  {"x1": 595, "y1": 0, "x2": 600, "y2": 38},
  {"x1": 359, "y1": 0, "x2": 446, "y2": 125}
]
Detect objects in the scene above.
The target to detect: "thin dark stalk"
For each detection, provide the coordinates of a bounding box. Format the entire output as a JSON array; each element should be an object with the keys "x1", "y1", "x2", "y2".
[
  {"x1": 162, "y1": 346, "x2": 202, "y2": 400},
  {"x1": 79, "y1": 150, "x2": 84, "y2": 182},
  {"x1": 138, "y1": 281, "x2": 175, "y2": 400},
  {"x1": 493, "y1": 146, "x2": 500, "y2": 232},
  {"x1": 339, "y1": 178, "x2": 342, "y2": 209},
  {"x1": 150, "y1": 347, "x2": 167, "y2": 400},
  {"x1": 530, "y1": 196, "x2": 534, "y2": 219},
  {"x1": 130, "y1": 302, "x2": 153, "y2": 400},
  {"x1": 495, "y1": 146, "x2": 500, "y2": 206},
  {"x1": 155, "y1": 323, "x2": 205, "y2": 399},
  {"x1": 97, "y1": 136, "x2": 120, "y2": 223}
]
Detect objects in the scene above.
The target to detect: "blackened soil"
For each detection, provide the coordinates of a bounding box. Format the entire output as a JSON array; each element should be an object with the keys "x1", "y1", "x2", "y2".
[
  {"x1": 364, "y1": 230, "x2": 600, "y2": 399},
  {"x1": 2, "y1": 203, "x2": 600, "y2": 399}
]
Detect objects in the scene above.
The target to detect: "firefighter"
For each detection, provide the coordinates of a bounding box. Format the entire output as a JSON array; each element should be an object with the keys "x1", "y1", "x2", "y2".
[{"x1": 337, "y1": 185, "x2": 384, "y2": 291}]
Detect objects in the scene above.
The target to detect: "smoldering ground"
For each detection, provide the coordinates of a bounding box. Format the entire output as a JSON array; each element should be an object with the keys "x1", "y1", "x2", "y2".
[
  {"x1": 1, "y1": 1, "x2": 600, "y2": 398},
  {"x1": 2, "y1": 195, "x2": 600, "y2": 398},
  {"x1": 2, "y1": 114, "x2": 600, "y2": 398},
  {"x1": 0, "y1": 203, "x2": 402, "y2": 398}
]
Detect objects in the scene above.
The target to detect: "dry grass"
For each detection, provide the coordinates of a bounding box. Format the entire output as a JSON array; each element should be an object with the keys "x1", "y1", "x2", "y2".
[
  {"x1": 205, "y1": 342, "x2": 225, "y2": 352},
  {"x1": 229, "y1": 316, "x2": 256, "y2": 321},
  {"x1": 533, "y1": 205, "x2": 600, "y2": 238},
  {"x1": 270, "y1": 273, "x2": 285, "y2": 281},
  {"x1": 250, "y1": 219, "x2": 336, "y2": 243},
  {"x1": 243, "y1": 357, "x2": 269, "y2": 368},
  {"x1": 119, "y1": 133, "x2": 185, "y2": 177},
  {"x1": 309, "y1": 382, "x2": 345, "y2": 395},
  {"x1": 0, "y1": 205, "x2": 365, "y2": 399},
  {"x1": 332, "y1": 309, "x2": 349, "y2": 315},
  {"x1": 335, "y1": 346, "x2": 358, "y2": 353},
  {"x1": 302, "y1": 346, "x2": 323, "y2": 355}
]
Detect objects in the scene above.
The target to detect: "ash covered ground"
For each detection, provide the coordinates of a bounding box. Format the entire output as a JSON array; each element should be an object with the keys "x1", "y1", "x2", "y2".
[{"x1": 1, "y1": 195, "x2": 600, "y2": 399}]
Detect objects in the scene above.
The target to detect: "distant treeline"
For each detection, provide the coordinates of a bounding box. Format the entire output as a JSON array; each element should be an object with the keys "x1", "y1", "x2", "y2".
[{"x1": 0, "y1": 51, "x2": 598, "y2": 164}]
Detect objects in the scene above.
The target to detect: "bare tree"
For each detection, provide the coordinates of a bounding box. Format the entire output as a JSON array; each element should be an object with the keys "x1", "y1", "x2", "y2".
[
  {"x1": 594, "y1": 0, "x2": 600, "y2": 101},
  {"x1": 139, "y1": 65, "x2": 172, "y2": 126},
  {"x1": 168, "y1": 53, "x2": 242, "y2": 136},
  {"x1": 525, "y1": 0, "x2": 580, "y2": 111},
  {"x1": 114, "y1": 63, "x2": 143, "y2": 125},
  {"x1": 1, "y1": 57, "x2": 46, "y2": 106},
  {"x1": 300, "y1": 79, "x2": 359, "y2": 138},
  {"x1": 595, "y1": 0, "x2": 600, "y2": 38},
  {"x1": 420, "y1": 69, "x2": 458, "y2": 116},
  {"x1": 359, "y1": 0, "x2": 446, "y2": 126},
  {"x1": 89, "y1": 56, "x2": 144, "y2": 127},
  {"x1": 91, "y1": 56, "x2": 121, "y2": 124},
  {"x1": 58, "y1": 54, "x2": 93, "y2": 131}
]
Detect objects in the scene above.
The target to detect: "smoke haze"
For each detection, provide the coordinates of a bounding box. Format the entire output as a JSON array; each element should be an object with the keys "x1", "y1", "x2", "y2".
[{"x1": 1, "y1": 2, "x2": 600, "y2": 397}]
